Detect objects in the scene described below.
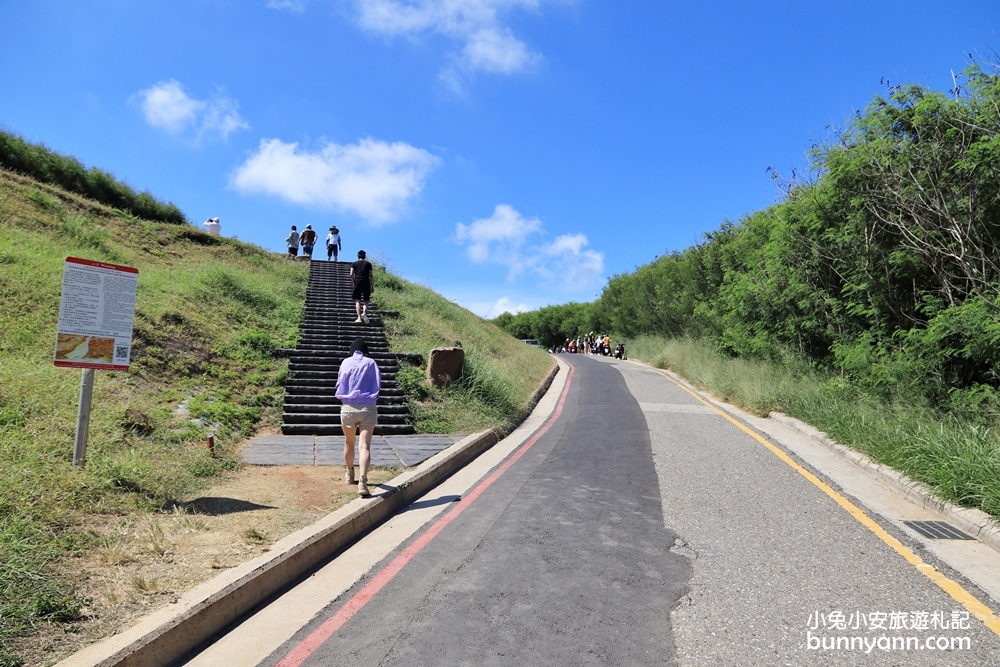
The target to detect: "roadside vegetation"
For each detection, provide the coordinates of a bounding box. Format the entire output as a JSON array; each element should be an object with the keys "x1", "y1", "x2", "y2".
[
  {"x1": 0, "y1": 168, "x2": 306, "y2": 666},
  {"x1": 0, "y1": 130, "x2": 186, "y2": 225},
  {"x1": 0, "y1": 166, "x2": 551, "y2": 665},
  {"x1": 495, "y1": 59, "x2": 1000, "y2": 521}
]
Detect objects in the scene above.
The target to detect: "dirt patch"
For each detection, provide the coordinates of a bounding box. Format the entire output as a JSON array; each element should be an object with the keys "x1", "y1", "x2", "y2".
[{"x1": 19, "y1": 464, "x2": 403, "y2": 667}]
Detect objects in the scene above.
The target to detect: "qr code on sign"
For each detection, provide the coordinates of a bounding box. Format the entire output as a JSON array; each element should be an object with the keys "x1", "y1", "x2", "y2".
[{"x1": 115, "y1": 345, "x2": 130, "y2": 361}]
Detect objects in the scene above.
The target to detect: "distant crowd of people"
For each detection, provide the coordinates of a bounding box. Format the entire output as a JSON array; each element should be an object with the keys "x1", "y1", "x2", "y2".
[{"x1": 554, "y1": 333, "x2": 626, "y2": 359}]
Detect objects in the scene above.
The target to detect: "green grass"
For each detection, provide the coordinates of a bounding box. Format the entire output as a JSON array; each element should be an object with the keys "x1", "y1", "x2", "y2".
[
  {"x1": 370, "y1": 261, "x2": 553, "y2": 434},
  {"x1": 0, "y1": 129, "x2": 187, "y2": 225},
  {"x1": 0, "y1": 169, "x2": 308, "y2": 664},
  {"x1": 628, "y1": 335, "x2": 1000, "y2": 520},
  {"x1": 0, "y1": 168, "x2": 553, "y2": 664}
]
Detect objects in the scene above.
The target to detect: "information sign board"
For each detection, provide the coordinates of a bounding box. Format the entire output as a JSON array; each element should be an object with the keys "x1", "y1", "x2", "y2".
[{"x1": 53, "y1": 257, "x2": 138, "y2": 371}]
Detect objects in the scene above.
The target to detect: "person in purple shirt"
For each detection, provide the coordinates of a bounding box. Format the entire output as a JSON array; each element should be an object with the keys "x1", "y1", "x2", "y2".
[{"x1": 336, "y1": 337, "x2": 381, "y2": 496}]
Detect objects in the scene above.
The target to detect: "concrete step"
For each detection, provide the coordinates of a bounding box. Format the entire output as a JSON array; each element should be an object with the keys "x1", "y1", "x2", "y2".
[
  {"x1": 288, "y1": 349, "x2": 398, "y2": 359},
  {"x1": 298, "y1": 318, "x2": 385, "y2": 326},
  {"x1": 299, "y1": 308, "x2": 383, "y2": 315},
  {"x1": 297, "y1": 324, "x2": 385, "y2": 329},
  {"x1": 286, "y1": 360, "x2": 400, "y2": 373},
  {"x1": 289, "y1": 373, "x2": 399, "y2": 384},
  {"x1": 286, "y1": 361, "x2": 401, "y2": 375},
  {"x1": 290, "y1": 347, "x2": 398, "y2": 357},
  {"x1": 281, "y1": 423, "x2": 416, "y2": 436},
  {"x1": 295, "y1": 337, "x2": 389, "y2": 348},
  {"x1": 284, "y1": 379, "x2": 403, "y2": 392},
  {"x1": 282, "y1": 412, "x2": 411, "y2": 425},
  {"x1": 292, "y1": 348, "x2": 398, "y2": 360},
  {"x1": 288, "y1": 357, "x2": 396, "y2": 377},
  {"x1": 282, "y1": 260, "x2": 414, "y2": 436},
  {"x1": 284, "y1": 384, "x2": 404, "y2": 397},
  {"x1": 289, "y1": 368, "x2": 397, "y2": 379},
  {"x1": 298, "y1": 321, "x2": 383, "y2": 327},
  {"x1": 297, "y1": 327, "x2": 387, "y2": 337},
  {"x1": 284, "y1": 377, "x2": 402, "y2": 390},
  {"x1": 283, "y1": 394, "x2": 406, "y2": 406},
  {"x1": 283, "y1": 403, "x2": 410, "y2": 414}
]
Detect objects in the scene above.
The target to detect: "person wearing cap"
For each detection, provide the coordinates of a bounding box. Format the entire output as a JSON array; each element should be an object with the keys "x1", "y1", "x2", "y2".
[
  {"x1": 326, "y1": 226, "x2": 342, "y2": 262},
  {"x1": 299, "y1": 224, "x2": 317, "y2": 259},
  {"x1": 336, "y1": 337, "x2": 381, "y2": 496}
]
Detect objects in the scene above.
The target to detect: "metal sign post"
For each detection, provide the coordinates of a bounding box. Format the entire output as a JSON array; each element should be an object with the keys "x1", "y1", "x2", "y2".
[
  {"x1": 73, "y1": 369, "x2": 95, "y2": 467},
  {"x1": 55, "y1": 257, "x2": 138, "y2": 468}
]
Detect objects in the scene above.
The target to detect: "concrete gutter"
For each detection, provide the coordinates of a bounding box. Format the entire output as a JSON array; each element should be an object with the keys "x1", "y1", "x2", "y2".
[
  {"x1": 58, "y1": 361, "x2": 561, "y2": 667},
  {"x1": 769, "y1": 411, "x2": 1000, "y2": 554}
]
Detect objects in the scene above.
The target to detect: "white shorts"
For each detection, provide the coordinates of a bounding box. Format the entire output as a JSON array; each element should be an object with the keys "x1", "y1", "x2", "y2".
[{"x1": 340, "y1": 403, "x2": 377, "y2": 431}]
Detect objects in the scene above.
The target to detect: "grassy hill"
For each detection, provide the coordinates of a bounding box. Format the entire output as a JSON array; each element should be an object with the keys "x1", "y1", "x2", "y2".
[{"x1": 0, "y1": 167, "x2": 552, "y2": 665}]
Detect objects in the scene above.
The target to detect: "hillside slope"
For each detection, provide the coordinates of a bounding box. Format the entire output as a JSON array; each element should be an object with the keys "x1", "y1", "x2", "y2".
[{"x1": 0, "y1": 167, "x2": 552, "y2": 665}]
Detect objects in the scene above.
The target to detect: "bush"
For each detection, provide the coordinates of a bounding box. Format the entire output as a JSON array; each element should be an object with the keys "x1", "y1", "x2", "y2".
[
  {"x1": 396, "y1": 363, "x2": 430, "y2": 400},
  {"x1": 0, "y1": 130, "x2": 187, "y2": 224}
]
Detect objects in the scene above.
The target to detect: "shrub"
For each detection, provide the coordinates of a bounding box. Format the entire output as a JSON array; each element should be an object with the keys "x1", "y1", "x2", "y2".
[{"x1": 0, "y1": 130, "x2": 187, "y2": 224}]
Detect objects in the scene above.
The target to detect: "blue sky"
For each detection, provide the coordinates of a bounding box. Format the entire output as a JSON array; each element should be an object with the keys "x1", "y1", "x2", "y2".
[{"x1": 2, "y1": 1, "x2": 998, "y2": 317}]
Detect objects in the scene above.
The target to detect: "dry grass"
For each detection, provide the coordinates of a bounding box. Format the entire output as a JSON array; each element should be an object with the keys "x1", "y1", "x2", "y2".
[{"x1": 15, "y1": 464, "x2": 402, "y2": 666}]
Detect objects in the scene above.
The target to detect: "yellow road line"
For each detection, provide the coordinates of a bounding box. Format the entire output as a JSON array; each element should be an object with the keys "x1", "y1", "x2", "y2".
[{"x1": 649, "y1": 366, "x2": 1000, "y2": 637}]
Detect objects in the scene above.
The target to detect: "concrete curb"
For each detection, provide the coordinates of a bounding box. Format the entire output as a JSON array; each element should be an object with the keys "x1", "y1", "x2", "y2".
[
  {"x1": 57, "y1": 429, "x2": 499, "y2": 667},
  {"x1": 521, "y1": 360, "x2": 559, "y2": 422},
  {"x1": 768, "y1": 411, "x2": 1000, "y2": 554},
  {"x1": 58, "y1": 361, "x2": 561, "y2": 667}
]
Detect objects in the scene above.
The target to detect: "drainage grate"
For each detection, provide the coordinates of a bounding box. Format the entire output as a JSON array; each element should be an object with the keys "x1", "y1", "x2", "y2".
[{"x1": 902, "y1": 521, "x2": 974, "y2": 540}]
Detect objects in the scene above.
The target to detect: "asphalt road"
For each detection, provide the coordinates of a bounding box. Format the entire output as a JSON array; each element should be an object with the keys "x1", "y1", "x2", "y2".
[
  {"x1": 181, "y1": 354, "x2": 1000, "y2": 666},
  {"x1": 615, "y1": 355, "x2": 1000, "y2": 666},
  {"x1": 261, "y1": 354, "x2": 689, "y2": 666}
]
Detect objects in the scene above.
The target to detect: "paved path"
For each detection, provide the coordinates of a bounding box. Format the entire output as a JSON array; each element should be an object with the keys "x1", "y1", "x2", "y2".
[
  {"x1": 258, "y1": 351, "x2": 688, "y2": 666},
  {"x1": 241, "y1": 434, "x2": 465, "y2": 467},
  {"x1": 179, "y1": 355, "x2": 1000, "y2": 666},
  {"x1": 613, "y1": 356, "x2": 1000, "y2": 665}
]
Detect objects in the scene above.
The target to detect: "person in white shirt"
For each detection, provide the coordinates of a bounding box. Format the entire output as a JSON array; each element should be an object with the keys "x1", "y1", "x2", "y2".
[
  {"x1": 326, "y1": 226, "x2": 342, "y2": 262},
  {"x1": 285, "y1": 226, "x2": 300, "y2": 258},
  {"x1": 202, "y1": 217, "x2": 221, "y2": 236}
]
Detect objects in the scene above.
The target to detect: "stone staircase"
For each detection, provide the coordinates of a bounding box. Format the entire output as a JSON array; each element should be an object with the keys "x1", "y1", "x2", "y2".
[{"x1": 280, "y1": 260, "x2": 415, "y2": 435}]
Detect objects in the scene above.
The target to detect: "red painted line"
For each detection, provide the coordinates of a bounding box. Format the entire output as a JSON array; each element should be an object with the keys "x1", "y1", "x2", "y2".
[
  {"x1": 65, "y1": 256, "x2": 138, "y2": 273},
  {"x1": 275, "y1": 362, "x2": 575, "y2": 667}
]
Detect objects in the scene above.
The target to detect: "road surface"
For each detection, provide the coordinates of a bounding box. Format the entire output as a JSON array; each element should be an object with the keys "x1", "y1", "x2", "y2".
[{"x1": 179, "y1": 354, "x2": 1000, "y2": 666}]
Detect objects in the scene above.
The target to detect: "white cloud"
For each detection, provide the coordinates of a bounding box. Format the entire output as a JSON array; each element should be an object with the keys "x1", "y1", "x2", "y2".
[
  {"x1": 267, "y1": 0, "x2": 305, "y2": 11},
  {"x1": 462, "y1": 26, "x2": 534, "y2": 73},
  {"x1": 135, "y1": 80, "x2": 202, "y2": 133},
  {"x1": 455, "y1": 204, "x2": 604, "y2": 291},
  {"x1": 353, "y1": 0, "x2": 547, "y2": 88},
  {"x1": 230, "y1": 137, "x2": 440, "y2": 224},
  {"x1": 133, "y1": 80, "x2": 248, "y2": 140},
  {"x1": 455, "y1": 203, "x2": 540, "y2": 262},
  {"x1": 540, "y1": 232, "x2": 604, "y2": 286},
  {"x1": 486, "y1": 296, "x2": 530, "y2": 318}
]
